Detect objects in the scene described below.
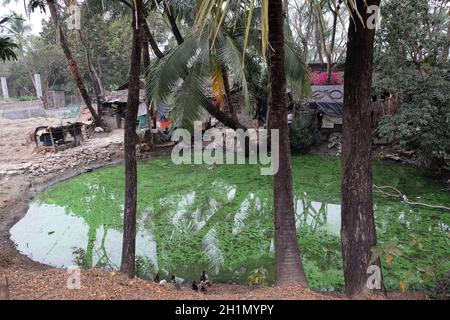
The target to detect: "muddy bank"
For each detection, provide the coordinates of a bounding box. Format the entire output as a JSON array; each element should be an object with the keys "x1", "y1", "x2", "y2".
[
  {"x1": 0, "y1": 124, "x2": 171, "y2": 270},
  {"x1": 0, "y1": 136, "x2": 122, "y2": 269}
]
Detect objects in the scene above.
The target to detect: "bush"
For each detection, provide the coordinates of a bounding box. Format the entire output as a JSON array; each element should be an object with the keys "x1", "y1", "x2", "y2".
[
  {"x1": 374, "y1": 0, "x2": 450, "y2": 174},
  {"x1": 377, "y1": 77, "x2": 450, "y2": 173},
  {"x1": 17, "y1": 96, "x2": 38, "y2": 101},
  {"x1": 289, "y1": 111, "x2": 322, "y2": 154},
  {"x1": 248, "y1": 267, "x2": 268, "y2": 287}
]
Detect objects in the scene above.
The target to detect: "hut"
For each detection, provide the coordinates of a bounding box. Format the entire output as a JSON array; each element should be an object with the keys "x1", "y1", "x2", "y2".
[{"x1": 101, "y1": 86, "x2": 172, "y2": 131}]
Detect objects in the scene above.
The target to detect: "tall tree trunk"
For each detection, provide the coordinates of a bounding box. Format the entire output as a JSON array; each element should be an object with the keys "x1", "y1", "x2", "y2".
[
  {"x1": 46, "y1": 0, "x2": 103, "y2": 128},
  {"x1": 314, "y1": 11, "x2": 324, "y2": 64},
  {"x1": 268, "y1": 0, "x2": 308, "y2": 287},
  {"x1": 78, "y1": 31, "x2": 104, "y2": 119},
  {"x1": 341, "y1": 0, "x2": 383, "y2": 297},
  {"x1": 120, "y1": 0, "x2": 144, "y2": 278},
  {"x1": 326, "y1": 2, "x2": 341, "y2": 84}
]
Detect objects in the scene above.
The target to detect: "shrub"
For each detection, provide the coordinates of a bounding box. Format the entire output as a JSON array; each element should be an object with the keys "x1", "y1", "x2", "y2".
[
  {"x1": 248, "y1": 267, "x2": 268, "y2": 287},
  {"x1": 289, "y1": 111, "x2": 322, "y2": 154}
]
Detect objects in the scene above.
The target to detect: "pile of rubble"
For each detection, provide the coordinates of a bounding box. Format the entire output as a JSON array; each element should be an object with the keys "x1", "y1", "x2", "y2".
[{"x1": 0, "y1": 138, "x2": 123, "y2": 178}]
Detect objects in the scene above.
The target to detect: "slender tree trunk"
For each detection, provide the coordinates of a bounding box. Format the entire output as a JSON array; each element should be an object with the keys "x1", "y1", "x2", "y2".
[
  {"x1": 120, "y1": 0, "x2": 144, "y2": 278},
  {"x1": 46, "y1": 0, "x2": 103, "y2": 128},
  {"x1": 314, "y1": 12, "x2": 324, "y2": 64},
  {"x1": 142, "y1": 24, "x2": 154, "y2": 146},
  {"x1": 341, "y1": 0, "x2": 384, "y2": 297},
  {"x1": 143, "y1": 19, "x2": 164, "y2": 59},
  {"x1": 442, "y1": 12, "x2": 450, "y2": 62},
  {"x1": 78, "y1": 31, "x2": 104, "y2": 119},
  {"x1": 326, "y1": 2, "x2": 341, "y2": 84},
  {"x1": 164, "y1": 3, "x2": 184, "y2": 45},
  {"x1": 268, "y1": 0, "x2": 308, "y2": 287},
  {"x1": 203, "y1": 102, "x2": 246, "y2": 130}
]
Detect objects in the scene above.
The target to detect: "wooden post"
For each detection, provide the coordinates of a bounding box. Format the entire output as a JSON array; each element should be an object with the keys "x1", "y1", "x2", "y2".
[
  {"x1": 49, "y1": 128, "x2": 57, "y2": 153},
  {"x1": 0, "y1": 274, "x2": 10, "y2": 300}
]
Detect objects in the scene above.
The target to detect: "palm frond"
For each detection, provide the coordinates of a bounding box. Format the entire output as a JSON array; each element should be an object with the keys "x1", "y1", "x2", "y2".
[
  {"x1": 217, "y1": 33, "x2": 253, "y2": 112},
  {"x1": 146, "y1": 33, "x2": 204, "y2": 106},
  {"x1": 0, "y1": 36, "x2": 18, "y2": 62},
  {"x1": 170, "y1": 63, "x2": 210, "y2": 130},
  {"x1": 285, "y1": 40, "x2": 311, "y2": 98}
]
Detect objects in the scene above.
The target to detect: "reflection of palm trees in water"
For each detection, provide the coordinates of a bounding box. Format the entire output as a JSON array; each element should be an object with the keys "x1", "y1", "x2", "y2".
[
  {"x1": 295, "y1": 198, "x2": 329, "y2": 233},
  {"x1": 88, "y1": 227, "x2": 117, "y2": 269},
  {"x1": 43, "y1": 181, "x2": 123, "y2": 268}
]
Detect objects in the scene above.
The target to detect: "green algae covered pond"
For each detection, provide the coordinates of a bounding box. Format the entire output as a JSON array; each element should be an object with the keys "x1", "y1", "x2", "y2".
[{"x1": 10, "y1": 155, "x2": 450, "y2": 292}]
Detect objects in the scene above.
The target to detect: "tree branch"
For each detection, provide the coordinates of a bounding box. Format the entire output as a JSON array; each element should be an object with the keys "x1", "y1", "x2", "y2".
[{"x1": 373, "y1": 185, "x2": 450, "y2": 212}]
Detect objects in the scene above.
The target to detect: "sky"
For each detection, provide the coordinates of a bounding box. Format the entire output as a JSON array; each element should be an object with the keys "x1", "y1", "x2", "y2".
[{"x1": 1, "y1": 1, "x2": 49, "y2": 35}]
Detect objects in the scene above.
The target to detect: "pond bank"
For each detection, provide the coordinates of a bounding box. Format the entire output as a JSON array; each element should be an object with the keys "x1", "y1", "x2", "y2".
[
  {"x1": 0, "y1": 127, "x2": 172, "y2": 271},
  {"x1": 4, "y1": 268, "x2": 429, "y2": 300},
  {"x1": 0, "y1": 124, "x2": 442, "y2": 300}
]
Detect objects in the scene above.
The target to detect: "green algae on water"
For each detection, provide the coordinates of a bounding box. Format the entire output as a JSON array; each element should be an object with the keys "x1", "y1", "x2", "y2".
[{"x1": 10, "y1": 155, "x2": 450, "y2": 292}]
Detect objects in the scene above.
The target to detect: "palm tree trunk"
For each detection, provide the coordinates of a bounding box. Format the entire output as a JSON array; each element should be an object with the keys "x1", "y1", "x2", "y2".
[
  {"x1": 203, "y1": 102, "x2": 246, "y2": 130},
  {"x1": 120, "y1": 0, "x2": 144, "y2": 278},
  {"x1": 47, "y1": 0, "x2": 103, "y2": 128},
  {"x1": 143, "y1": 19, "x2": 165, "y2": 59},
  {"x1": 268, "y1": 0, "x2": 308, "y2": 287},
  {"x1": 164, "y1": 3, "x2": 184, "y2": 45},
  {"x1": 142, "y1": 25, "x2": 154, "y2": 146},
  {"x1": 341, "y1": 0, "x2": 384, "y2": 297},
  {"x1": 221, "y1": 64, "x2": 242, "y2": 127}
]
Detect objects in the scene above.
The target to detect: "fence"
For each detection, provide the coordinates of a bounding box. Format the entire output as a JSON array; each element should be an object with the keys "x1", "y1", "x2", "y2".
[{"x1": 0, "y1": 100, "x2": 81, "y2": 120}]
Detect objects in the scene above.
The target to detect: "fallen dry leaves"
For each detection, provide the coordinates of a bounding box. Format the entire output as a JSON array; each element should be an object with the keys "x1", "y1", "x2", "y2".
[
  {"x1": 0, "y1": 268, "x2": 428, "y2": 300},
  {"x1": 2, "y1": 268, "x2": 340, "y2": 300}
]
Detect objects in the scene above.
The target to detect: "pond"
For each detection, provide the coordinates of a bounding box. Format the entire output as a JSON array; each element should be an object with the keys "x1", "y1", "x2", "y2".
[{"x1": 10, "y1": 155, "x2": 450, "y2": 291}]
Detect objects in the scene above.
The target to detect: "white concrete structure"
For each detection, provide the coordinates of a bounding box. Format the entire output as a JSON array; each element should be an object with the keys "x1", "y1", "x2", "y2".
[{"x1": 0, "y1": 77, "x2": 9, "y2": 99}]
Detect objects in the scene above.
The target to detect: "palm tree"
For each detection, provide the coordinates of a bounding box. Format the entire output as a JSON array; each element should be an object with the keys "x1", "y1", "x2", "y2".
[
  {"x1": 146, "y1": 29, "x2": 249, "y2": 130},
  {"x1": 6, "y1": 14, "x2": 38, "y2": 95},
  {"x1": 155, "y1": 0, "x2": 310, "y2": 286},
  {"x1": 267, "y1": 0, "x2": 308, "y2": 286},
  {"x1": 120, "y1": 0, "x2": 145, "y2": 278},
  {"x1": 0, "y1": 16, "x2": 18, "y2": 62},
  {"x1": 146, "y1": 19, "x2": 309, "y2": 132},
  {"x1": 341, "y1": 0, "x2": 384, "y2": 297}
]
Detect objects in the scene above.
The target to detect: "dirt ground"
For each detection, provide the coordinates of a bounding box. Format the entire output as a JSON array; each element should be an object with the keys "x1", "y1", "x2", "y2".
[{"x1": 0, "y1": 116, "x2": 430, "y2": 300}]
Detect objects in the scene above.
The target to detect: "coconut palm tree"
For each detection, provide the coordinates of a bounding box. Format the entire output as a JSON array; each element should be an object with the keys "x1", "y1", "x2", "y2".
[
  {"x1": 146, "y1": 20, "x2": 309, "y2": 132},
  {"x1": 5, "y1": 14, "x2": 39, "y2": 95},
  {"x1": 0, "y1": 16, "x2": 18, "y2": 62},
  {"x1": 149, "y1": 0, "x2": 310, "y2": 287}
]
